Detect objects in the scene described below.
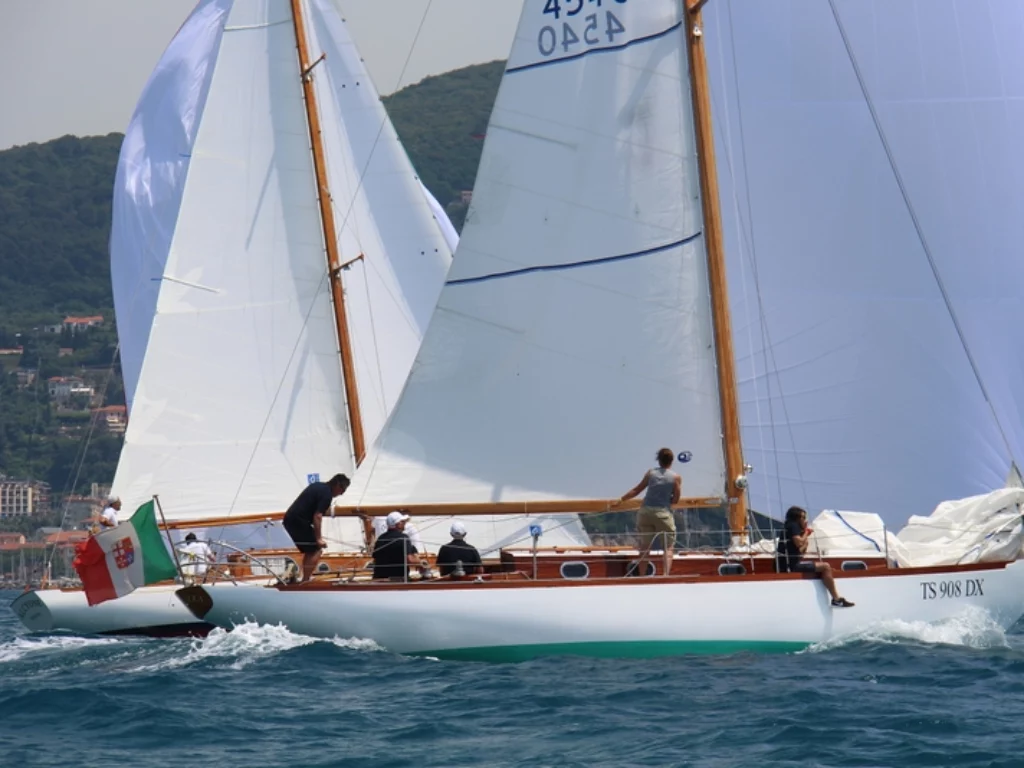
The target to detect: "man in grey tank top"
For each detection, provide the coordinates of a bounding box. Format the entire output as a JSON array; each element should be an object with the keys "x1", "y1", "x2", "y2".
[{"x1": 617, "y1": 448, "x2": 682, "y2": 576}]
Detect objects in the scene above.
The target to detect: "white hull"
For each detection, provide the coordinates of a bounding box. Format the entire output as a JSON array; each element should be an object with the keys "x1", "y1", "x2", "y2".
[
  {"x1": 11, "y1": 584, "x2": 215, "y2": 637},
  {"x1": 189, "y1": 561, "x2": 1024, "y2": 660}
]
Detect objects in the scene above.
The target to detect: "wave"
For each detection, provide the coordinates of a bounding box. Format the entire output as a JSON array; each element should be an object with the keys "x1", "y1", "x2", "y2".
[
  {"x1": 0, "y1": 634, "x2": 123, "y2": 664},
  {"x1": 806, "y1": 606, "x2": 1011, "y2": 653},
  {"x1": 128, "y1": 621, "x2": 383, "y2": 672}
]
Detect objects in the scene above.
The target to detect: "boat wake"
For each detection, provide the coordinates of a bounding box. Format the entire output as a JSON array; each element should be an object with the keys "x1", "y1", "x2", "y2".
[
  {"x1": 806, "y1": 607, "x2": 1011, "y2": 653},
  {"x1": 0, "y1": 634, "x2": 122, "y2": 664},
  {"x1": 130, "y1": 621, "x2": 383, "y2": 672}
]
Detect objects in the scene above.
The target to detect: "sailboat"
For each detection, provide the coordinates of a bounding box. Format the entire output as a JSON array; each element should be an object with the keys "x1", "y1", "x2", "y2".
[
  {"x1": 179, "y1": 0, "x2": 1024, "y2": 660},
  {"x1": 12, "y1": 0, "x2": 465, "y2": 636}
]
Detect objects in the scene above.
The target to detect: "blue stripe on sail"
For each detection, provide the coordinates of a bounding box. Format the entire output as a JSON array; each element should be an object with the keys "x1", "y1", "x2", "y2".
[
  {"x1": 446, "y1": 232, "x2": 701, "y2": 287},
  {"x1": 506, "y1": 22, "x2": 684, "y2": 76}
]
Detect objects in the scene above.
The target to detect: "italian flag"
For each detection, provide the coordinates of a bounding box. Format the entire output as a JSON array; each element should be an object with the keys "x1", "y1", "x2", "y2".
[{"x1": 73, "y1": 500, "x2": 178, "y2": 606}]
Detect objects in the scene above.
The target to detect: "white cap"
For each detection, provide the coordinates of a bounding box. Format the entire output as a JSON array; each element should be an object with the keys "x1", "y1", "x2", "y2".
[
  {"x1": 107, "y1": 495, "x2": 120, "y2": 504},
  {"x1": 386, "y1": 510, "x2": 410, "y2": 528},
  {"x1": 450, "y1": 521, "x2": 467, "y2": 538}
]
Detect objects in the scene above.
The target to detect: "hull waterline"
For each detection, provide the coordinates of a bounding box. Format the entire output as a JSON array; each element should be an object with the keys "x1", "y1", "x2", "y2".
[{"x1": 182, "y1": 560, "x2": 1024, "y2": 661}]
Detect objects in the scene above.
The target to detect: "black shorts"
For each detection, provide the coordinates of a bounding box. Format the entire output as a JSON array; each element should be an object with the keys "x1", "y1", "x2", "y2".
[
  {"x1": 777, "y1": 558, "x2": 818, "y2": 574},
  {"x1": 283, "y1": 516, "x2": 320, "y2": 554}
]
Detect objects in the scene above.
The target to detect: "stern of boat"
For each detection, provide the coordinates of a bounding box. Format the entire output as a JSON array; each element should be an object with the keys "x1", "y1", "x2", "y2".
[{"x1": 10, "y1": 590, "x2": 54, "y2": 632}]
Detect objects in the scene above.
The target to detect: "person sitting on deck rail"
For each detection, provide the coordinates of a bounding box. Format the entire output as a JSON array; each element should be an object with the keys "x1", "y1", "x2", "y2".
[
  {"x1": 283, "y1": 473, "x2": 350, "y2": 583},
  {"x1": 436, "y1": 521, "x2": 482, "y2": 577},
  {"x1": 371, "y1": 511, "x2": 420, "y2": 581},
  {"x1": 99, "y1": 496, "x2": 121, "y2": 529},
  {"x1": 776, "y1": 506, "x2": 854, "y2": 608},
  {"x1": 615, "y1": 448, "x2": 681, "y2": 576}
]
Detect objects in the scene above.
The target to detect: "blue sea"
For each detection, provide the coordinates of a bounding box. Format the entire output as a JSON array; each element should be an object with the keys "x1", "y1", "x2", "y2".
[{"x1": 2, "y1": 590, "x2": 1023, "y2": 768}]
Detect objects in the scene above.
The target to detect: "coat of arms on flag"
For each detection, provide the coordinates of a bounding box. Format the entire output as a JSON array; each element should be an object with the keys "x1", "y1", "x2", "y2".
[{"x1": 112, "y1": 537, "x2": 135, "y2": 569}]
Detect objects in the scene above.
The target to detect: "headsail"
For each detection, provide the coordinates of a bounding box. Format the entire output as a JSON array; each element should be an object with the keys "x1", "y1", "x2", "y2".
[
  {"x1": 110, "y1": 0, "x2": 454, "y2": 524},
  {"x1": 706, "y1": 0, "x2": 1024, "y2": 524},
  {"x1": 304, "y1": 0, "x2": 454, "y2": 452},
  {"x1": 348, "y1": 0, "x2": 725, "y2": 548}
]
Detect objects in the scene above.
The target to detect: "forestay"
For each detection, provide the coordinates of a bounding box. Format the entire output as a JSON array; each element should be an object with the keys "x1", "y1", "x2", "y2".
[
  {"x1": 111, "y1": 0, "x2": 454, "y2": 526},
  {"x1": 705, "y1": 0, "x2": 1024, "y2": 526},
  {"x1": 348, "y1": 0, "x2": 726, "y2": 537}
]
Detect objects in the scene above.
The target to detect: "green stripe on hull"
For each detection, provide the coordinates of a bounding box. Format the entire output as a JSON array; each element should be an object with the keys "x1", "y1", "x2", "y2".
[{"x1": 412, "y1": 639, "x2": 810, "y2": 662}]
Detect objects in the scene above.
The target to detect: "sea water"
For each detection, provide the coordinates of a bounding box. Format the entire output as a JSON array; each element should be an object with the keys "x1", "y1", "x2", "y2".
[{"x1": 1, "y1": 590, "x2": 1022, "y2": 767}]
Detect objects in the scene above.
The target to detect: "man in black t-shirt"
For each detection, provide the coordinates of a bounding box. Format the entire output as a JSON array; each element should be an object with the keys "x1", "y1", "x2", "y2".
[
  {"x1": 283, "y1": 473, "x2": 350, "y2": 582},
  {"x1": 436, "y1": 521, "x2": 482, "y2": 577},
  {"x1": 776, "y1": 506, "x2": 854, "y2": 607},
  {"x1": 372, "y1": 511, "x2": 420, "y2": 580}
]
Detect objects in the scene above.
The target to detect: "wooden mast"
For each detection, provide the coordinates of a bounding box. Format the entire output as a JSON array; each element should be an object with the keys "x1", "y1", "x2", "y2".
[
  {"x1": 684, "y1": 0, "x2": 749, "y2": 542},
  {"x1": 289, "y1": 0, "x2": 373, "y2": 545}
]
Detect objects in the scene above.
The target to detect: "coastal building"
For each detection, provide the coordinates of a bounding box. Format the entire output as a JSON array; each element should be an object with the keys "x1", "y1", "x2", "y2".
[
  {"x1": 47, "y1": 376, "x2": 95, "y2": 402},
  {"x1": 62, "y1": 315, "x2": 104, "y2": 333},
  {"x1": 0, "y1": 478, "x2": 51, "y2": 518},
  {"x1": 63, "y1": 495, "x2": 103, "y2": 525},
  {"x1": 92, "y1": 404, "x2": 127, "y2": 435}
]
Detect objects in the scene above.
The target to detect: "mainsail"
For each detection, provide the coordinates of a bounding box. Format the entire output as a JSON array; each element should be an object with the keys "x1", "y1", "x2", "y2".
[
  {"x1": 110, "y1": 0, "x2": 454, "y2": 525},
  {"x1": 703, "y1": 0, "x2": 1024, "y2": 525},
  {"x1": 347, "y1": 1, "x2": 725, "y2": 547}
]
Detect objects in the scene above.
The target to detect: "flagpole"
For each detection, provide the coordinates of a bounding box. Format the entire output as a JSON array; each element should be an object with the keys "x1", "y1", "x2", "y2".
[{"x1": 153, "y1": 495, "x2": 186, "y2": 583}]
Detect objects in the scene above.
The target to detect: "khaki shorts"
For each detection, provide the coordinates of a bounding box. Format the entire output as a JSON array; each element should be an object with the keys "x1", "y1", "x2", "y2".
[{"x1": 637, "y1": 506, "x2": 676, "y2": 551}]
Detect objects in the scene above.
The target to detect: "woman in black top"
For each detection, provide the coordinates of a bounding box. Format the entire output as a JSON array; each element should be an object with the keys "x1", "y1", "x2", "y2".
[{"x1": 776, "y1": 506, "x2": 854, "y2": 607}]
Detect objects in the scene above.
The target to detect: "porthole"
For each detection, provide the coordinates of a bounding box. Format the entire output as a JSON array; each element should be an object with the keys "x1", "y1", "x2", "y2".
[
  {"x1": 560, "y1": 561, "x2": 590, "y2": 580},
  {"x1": 718, "y1": 563, "x2": 746, "y2": 576},
  {"x1": 841, "y1": 560, "x2": 867, "y2": 571}
]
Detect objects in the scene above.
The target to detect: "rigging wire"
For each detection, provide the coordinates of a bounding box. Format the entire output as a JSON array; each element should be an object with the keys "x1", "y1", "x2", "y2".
[{"x1": 826, "y1": 0, "x2": 1018, "y2": 468}]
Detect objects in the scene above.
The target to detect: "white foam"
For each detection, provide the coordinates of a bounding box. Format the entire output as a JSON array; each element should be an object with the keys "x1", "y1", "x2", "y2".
[
  {"x1": 129, "y1": 621, "x2": 382, "y2": 672},
  {"x1": 330, "y1": 636, "x2": 384, "y2": 652},
  {"x1": 0, "y1": 634, "x2": 122, "y2": 663},
  {"x1": 807, "y1": 606, "x2": 1010, "y2": 653}
]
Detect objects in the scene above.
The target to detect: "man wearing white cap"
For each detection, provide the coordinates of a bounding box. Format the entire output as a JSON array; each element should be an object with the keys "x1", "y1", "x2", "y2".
[
  {"x1": 371, "y1": 511, "x2": 420, "y2": 580},
  {"x1": 436, "y1": 521, "x2": 482, "y2": 577},
  {"x1": 369, "y1": 512, "x2": 423, "y2": 553},
  {"x1": 99, "y1": 496, "x2": 121, "y2": 529}
]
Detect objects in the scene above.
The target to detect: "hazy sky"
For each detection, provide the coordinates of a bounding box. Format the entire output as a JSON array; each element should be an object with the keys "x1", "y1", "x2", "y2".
[{"x1": 0, "y1": 0, "x2": 521, "y2": 151}]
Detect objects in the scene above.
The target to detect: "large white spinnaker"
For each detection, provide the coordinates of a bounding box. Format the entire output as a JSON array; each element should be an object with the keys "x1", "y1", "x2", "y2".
[
  {"x1": 110, "y1": 0, "x2": 454, "y2": 528},
  {"x1": 705, "y1": 0, "x2": 1024, "y2": 526},
  {"x1": 347, "y1": 0, "x2": 726, "y2": 548}
]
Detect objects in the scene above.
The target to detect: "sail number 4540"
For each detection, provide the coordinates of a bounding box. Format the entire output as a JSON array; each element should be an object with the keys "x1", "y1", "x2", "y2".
[
  {"x1": 539, "y1": 1, "x2": 628, "y2": 57},
  {"x1": 921, "y1": 578, "x2": 984, "y2": 600}
]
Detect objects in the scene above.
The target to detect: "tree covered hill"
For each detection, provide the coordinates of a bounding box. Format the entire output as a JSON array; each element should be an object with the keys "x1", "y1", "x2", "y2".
[
  {"x1": 0, "y1": 60, "x2": 505, "y2": 329},
  {"x1": 0, "y1": 134, "x2": 124, "y2": 326}
]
